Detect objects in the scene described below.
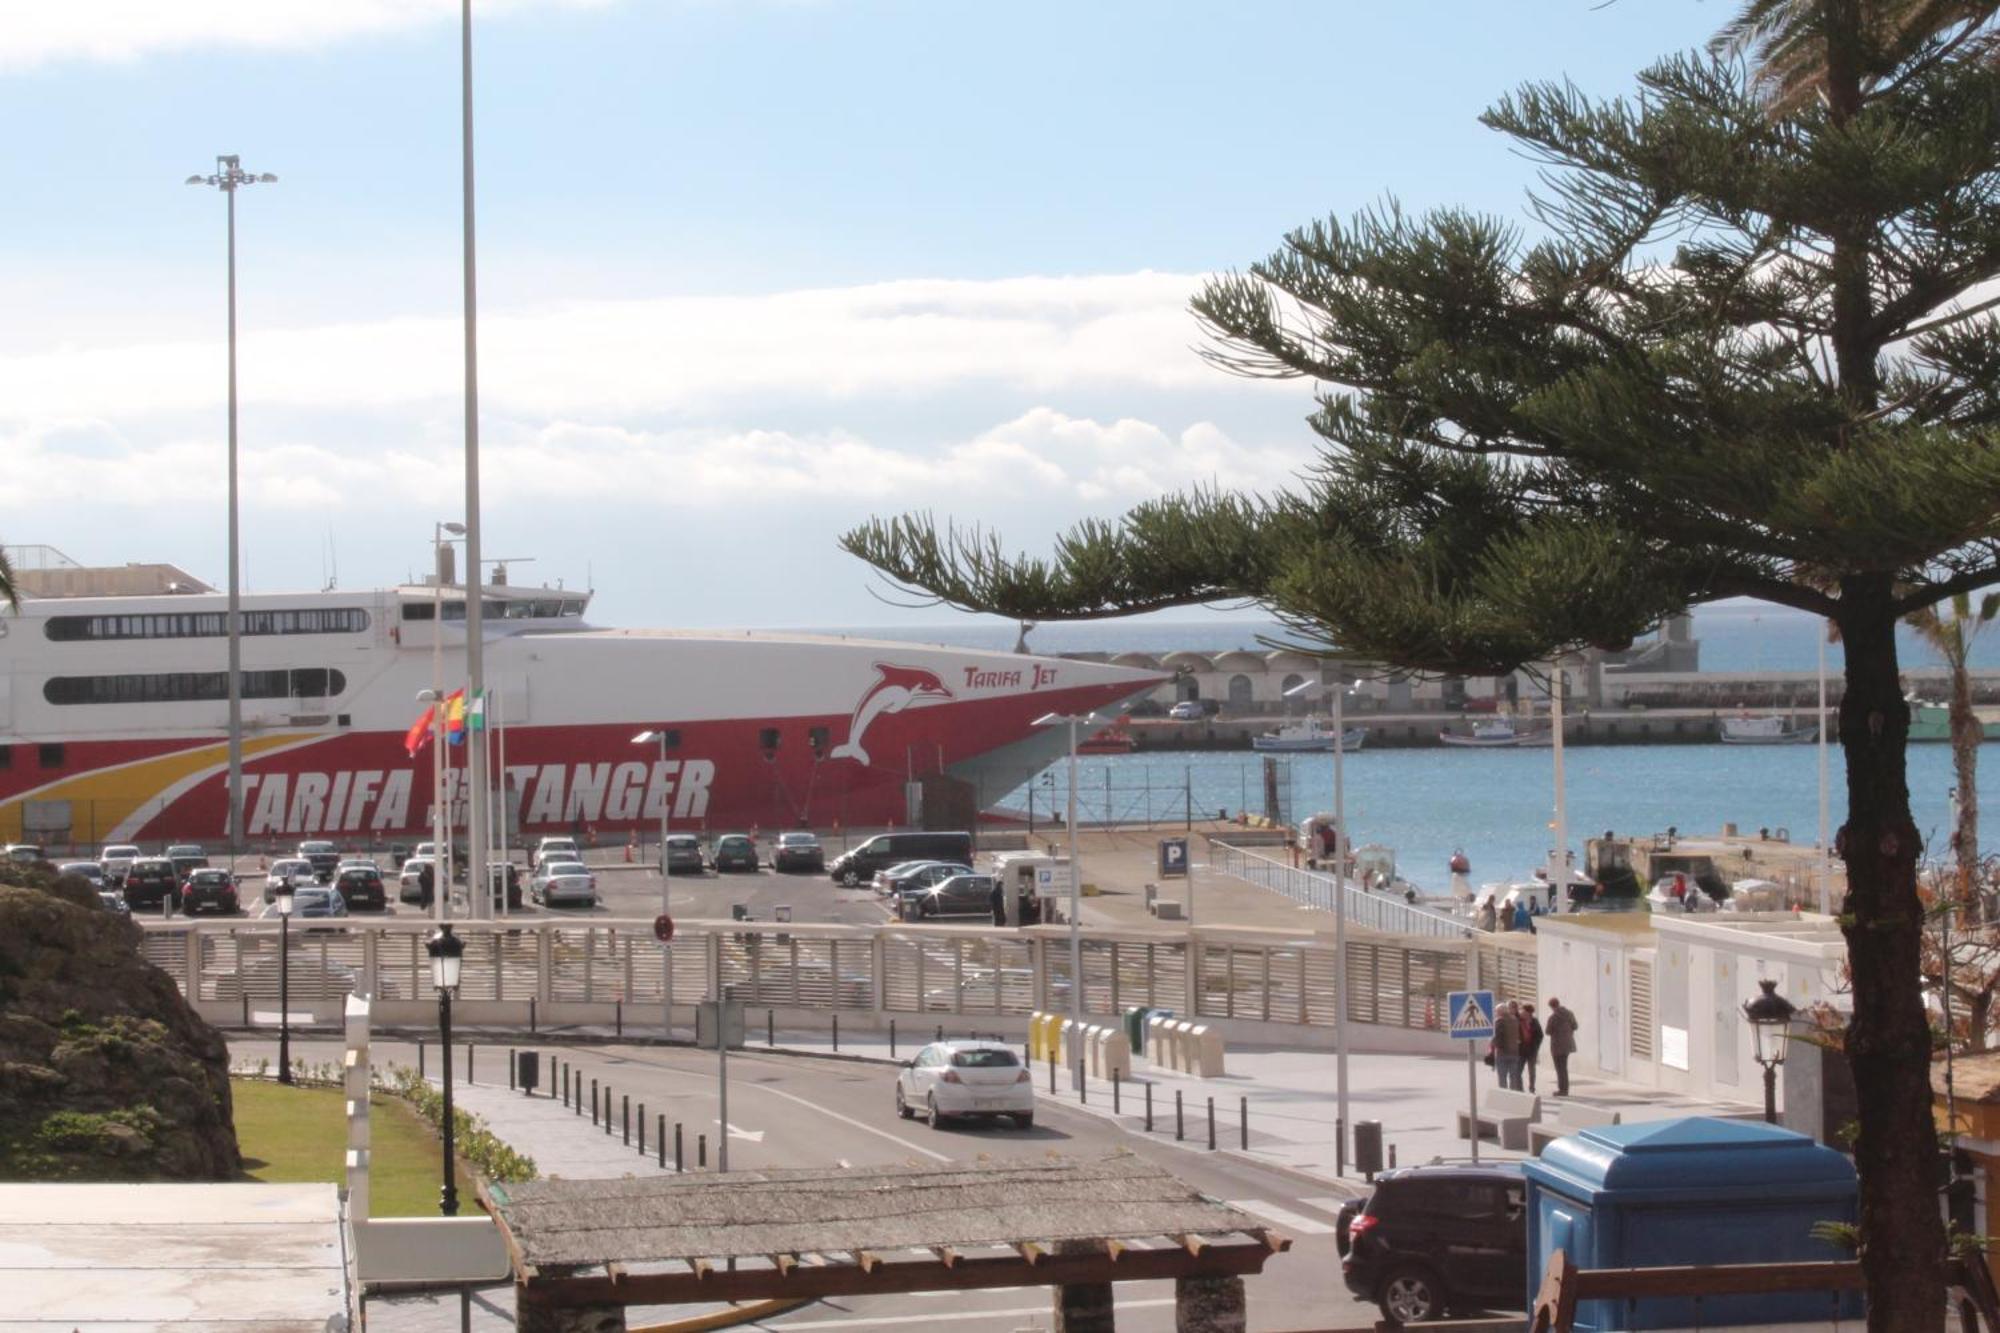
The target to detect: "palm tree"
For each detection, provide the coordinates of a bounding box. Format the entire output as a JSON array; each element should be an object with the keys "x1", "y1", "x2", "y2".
[
  {"x1": 1908, "y1": 592, "x2": 2000, "y2": 913},
  {"x1": 0, "y1": 546, "x2": 15, "y2": 612},
  {"x1": 1714, "y1": 0, "x2": 2000, "y2": 115}
]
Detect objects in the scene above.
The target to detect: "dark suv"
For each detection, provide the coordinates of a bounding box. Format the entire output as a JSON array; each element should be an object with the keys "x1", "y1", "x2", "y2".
[
  {"x1": 661, "y1": 835, "x2": 707, "y2": 877},
  {"x1": 123, "y1": 857, "x2": 179, "y2": 910},
  {"x1": 333, "y1": 865, "x2": 387, "y2": 912},
  {"x1": 179, "y1": 867, "x2": 241, "y2": 916},
  {"x1": 1338, "y1": 1163, "x2": 1526, "y2": 1324}
]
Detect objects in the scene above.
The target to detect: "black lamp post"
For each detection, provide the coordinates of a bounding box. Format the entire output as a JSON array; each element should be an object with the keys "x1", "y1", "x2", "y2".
[
  {"x1": 1743, "y1": 977, "x2": 1797, "y2": 1124},
  {"x1": 426, "y1": 923, "x2": 466, "y2": 1216},
  {"x1": 274, "y1": 880, "x2": 295, "y2": 1084}
]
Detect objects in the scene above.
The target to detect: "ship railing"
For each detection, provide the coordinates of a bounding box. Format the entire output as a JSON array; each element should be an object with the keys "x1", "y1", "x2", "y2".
[
  {"x1": 136, "y1": 915, "x2": 1498, "y2": 1041},
  {"x1": 1207, "y1": 841, "x2": 1474, "y2": 941}
]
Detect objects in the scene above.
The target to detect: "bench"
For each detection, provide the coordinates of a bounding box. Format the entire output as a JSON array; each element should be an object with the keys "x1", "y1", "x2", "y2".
[
  {"x1": 1456, "y1": 1087, "x2": 1542, "y2": 1151},
  {"x1": 1528, "y1": 1103, "x2": 1623, "y2": 1155}
]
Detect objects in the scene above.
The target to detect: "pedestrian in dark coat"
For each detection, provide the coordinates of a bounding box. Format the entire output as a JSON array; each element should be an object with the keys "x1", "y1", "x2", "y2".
[
  {"x1": 1546, "y1": 997, "x2": 1579, "y2": 1096},
  {"x1": 989, "y1": 878, "x2": 1007, "y2": 927},
  {"x1": 1521, "y1": 1006, "x2": 1545, "y2": 1093}
]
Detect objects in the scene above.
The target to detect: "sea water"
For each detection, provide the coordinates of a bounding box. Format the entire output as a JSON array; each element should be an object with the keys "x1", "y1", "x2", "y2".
[{"x1": 1001, "y1": 741, "x2": 1989, "y2": 895}]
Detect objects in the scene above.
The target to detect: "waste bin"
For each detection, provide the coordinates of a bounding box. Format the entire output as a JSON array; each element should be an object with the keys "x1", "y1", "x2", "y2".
[
  {"x1": 1524, "y1": 1117, "x2": 1860, "y2": 1330},
  {"x1": 516, "y1": 1051, "x2": 540, "y2": 1094},
  {"x1": 731, "y1": 903, "x2": 750, "y2": 921},
  {"x1": 1353, "y1": 1120, "x2": 1384, "y2": 1179},
  {"x1": 1123, "y1": 1007, "x2": 1148, "y2": 1056}
]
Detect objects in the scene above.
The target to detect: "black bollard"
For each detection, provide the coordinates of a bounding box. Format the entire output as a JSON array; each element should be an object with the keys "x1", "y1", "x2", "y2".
[
  {"x1": 1175, "y1": 1089, "x2": 1184, "y2": 1141},
  {"x1": 1048, "y1": 1053, "x2": 1056, "y2": 1095},
  {"x1": 418, "y1": 1039, "x2": 426, "y2": 1080},
  {"x1": 467, "y1": 1043, "x2": 474, "y2": 1085},
  {"x1": 675, "y1": 1122, "x2": 684, "y2": 1173},
  {"x1": 1080, "y1": 1064, "x2": 1087, "y2": 1106},
  {"x1": 530, "y1": 997, "x2": 537, "y2": 1034},
  {"x1": 1145, "y1": 1082, "x2": 1154, "y2": 1132},
  {"x1": 832, "y1": 1014, "x2": 839, "y2": 1052},
  {"x1": 622, "y1": 1095, "x2": 630, "y2": 1145},
  {"x1": 508, "y1": 1049, "x2": 516, "y2": 1091},
  {"x1": 591, "y1": 1079, "x2": 599, "y2": 1126},
  {"x1": 615, "y1": 1000, "x2": 622, "y2": 1039},
  {"x1": 638, "y1": 1104, "x2": 646, "y2": 1156},
  {"x1": 890, "y1": 1019, "x2": 896, "y2": 1058},
  {"x1": 698, "y1": 1134, "x2": 707, "y2": 1169},
  {"x1": 768, "y1": 1009, "x2": 775, "y2": 1047},
  {"x1": 936, "y1": 1024, "x2": 943, "y2": 1043},
  {"x1": 604, "y1": 1086, "x2": 613, "y2": 1136},
  {"x1": 658, "y1": 1114, "x2": 666, "y2": 1169},
  {"x1": 1207, "y1": 1097, "x2": 1216, "y2": 1151},
  {"x1": 1113, "y1": 1070, "x2": 1120, "y2": 1115},
  {"x1": 1240, "y1": 1096, "x2": 1248, "y2": 1150}
]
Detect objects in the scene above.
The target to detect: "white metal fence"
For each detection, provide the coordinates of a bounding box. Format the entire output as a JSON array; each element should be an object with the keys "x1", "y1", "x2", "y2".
[
  {"x1": 1208, "y1": 841, "x2": 1474, "y2": 940},
  {"x1": 139, "y1": 916, "x2": 1493, "y2": 1038}
]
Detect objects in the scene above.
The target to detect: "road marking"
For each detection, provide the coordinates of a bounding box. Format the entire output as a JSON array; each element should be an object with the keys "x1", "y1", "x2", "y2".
[
  {"x1": 757, "y1": 1298, "x2": 1174, "y2": 1328},
  {"x1": 1227, "y1": 1198, "x2": 1336, "y2": 1234},
  {"x1": 717, "y1": 1120, "x2": 767, "y2": 1143},
  {"x1": 733, "y1": 1079, "x2": 951, "y2": 1162},
  {"x1": 1298, "y1": 1195, "x2": 1353, "y2": 1219}
]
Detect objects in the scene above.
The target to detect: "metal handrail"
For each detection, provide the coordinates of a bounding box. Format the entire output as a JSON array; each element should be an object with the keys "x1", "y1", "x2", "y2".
[{"x1": 1209, "y1": 841, "x2": 1472, "y2": 940}]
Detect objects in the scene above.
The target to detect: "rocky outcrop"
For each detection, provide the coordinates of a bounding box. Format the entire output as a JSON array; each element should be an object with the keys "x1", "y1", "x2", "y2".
[{"x1": 0, "y1": 865, "x2": 238, "y2": 1180}]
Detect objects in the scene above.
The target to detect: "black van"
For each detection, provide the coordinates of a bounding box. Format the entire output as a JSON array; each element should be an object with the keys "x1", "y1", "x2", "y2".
[{"x1": 828, "y1": 831, "x2": 974, "y2": 887}]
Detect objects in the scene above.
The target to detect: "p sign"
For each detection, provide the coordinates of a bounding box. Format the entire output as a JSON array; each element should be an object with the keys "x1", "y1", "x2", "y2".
[
  {"x1": 1158, "y1": 838, "x2": 1189, "y2": 878},
  {"x1": 653, "y1": 913, "x2": 676, "y2": 943}
]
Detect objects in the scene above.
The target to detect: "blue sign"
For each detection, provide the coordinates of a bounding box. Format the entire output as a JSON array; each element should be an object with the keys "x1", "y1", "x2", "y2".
[
  {"x1": 1446, "y1": 989, "x2": 1496, "y2": 1043},
  {"x1": 1158, "y1": 838, "x2": 1189, "y2": 878}
]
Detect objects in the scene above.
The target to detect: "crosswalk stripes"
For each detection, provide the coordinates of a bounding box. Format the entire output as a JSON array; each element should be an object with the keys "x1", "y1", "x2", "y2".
[
  {"x1": 1297, "y1": 1195, "x2": 1354, "y2": 1219},
  {"x1": 1226, "y1": 1198, "x2": 1337, "y2": 1235}
]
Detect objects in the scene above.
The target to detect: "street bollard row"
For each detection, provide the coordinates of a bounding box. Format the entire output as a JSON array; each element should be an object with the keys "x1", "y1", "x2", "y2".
[{"x1": 515, "y1": 1048, "x2": 701, "y2": 1175}]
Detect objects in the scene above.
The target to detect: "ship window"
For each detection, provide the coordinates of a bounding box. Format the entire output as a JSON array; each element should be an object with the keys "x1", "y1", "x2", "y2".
[
  {"x1": 759, "y1": 728, "x2": 780, "y2": 753},
  {"x1": 561, "y1": 600, "x2": 585, "y2": 617},
  {"x1": 402, "y1": 603, "x2": 435, "y2": 621},
  {"x1": 44, "y1": 609, "x2": 369, "y2": 641},
  {"x1": 808, "y1": 726, "x2": 830, "y2": 756},
  {"x1": 0, "y1": 745, "x2": 12, "y2": 769},
  {"x1": 38, "y1": 744, "x2": 64, "y2": 769},
  {"x1": 441, "y1": 600, "x2": 465, "y2": 621},
  {"x1": 43, "y1": 669, "x2": 347, "y2": 706}
]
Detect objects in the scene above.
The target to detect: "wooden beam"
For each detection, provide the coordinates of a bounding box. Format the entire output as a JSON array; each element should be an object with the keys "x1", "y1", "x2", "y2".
[
  {"x1": 521, "y1": 1241, "x2": 1282, "y2": 1309},
  {"x1": 1259, "y1": 1229, "x2": 1292, "y2": 1254},
  {"x1": 1016, "y1": 1241, "x2": 1044, "y2": 1266},
  {"x1": 1104, "y1": 1238, "x2": 1125, "y2": 1263},
  {"x1": 605, "y1": 1263, "x2": 628, "y2": 1285},
  {"x1": 772, "y1": 1254, "x2": 797, "y2": 1277},
  {"x1": 853, "y1": 1250, "x2": 881, "y2": 1274},
  {"x1": 1177, "y1": 1233, "x2": 1208, "y2": 1257},
  {"x1": 932, "y1": 1246, "x2": 960, "y2": 1268},
  {"x1": 690, "y1": 1258, "x2": 712, "y2": 1282}
]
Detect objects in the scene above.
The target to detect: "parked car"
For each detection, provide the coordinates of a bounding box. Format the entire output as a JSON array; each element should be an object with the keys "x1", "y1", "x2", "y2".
[
  {"x1": 179, "y1": 867, "x2": 240, "y2": 916},
  {"x1": 1337, "y1": 1163, "x2": 1527, "y2": 1325},
  {"x1": 264, "y1": 884, "x2": 349, "y2": 924},
  {"x1": 122, "y1": 857, "x2": 179, "y2": 910},
  {"x1": 532, "y1": 860, "x2": 598, "y2": 908},
  {"x1": 166, "y1": 843, "x2": 208, "y2": 880},
  {"x1": 100, "y1": 844, "x2": 142, "y2": 884},
  {"x1": 661, "y1": 834, "x2": 707, "y2": 877},
  {"x1": 1168, "y1": 700, "x2": 1205, "y2": 721},
  {"x1": 711, "y1": 834, "x2": 759, "y2": 873},
  {"x1": 900, "y1": 872, "x2": 999, "y2": 919},
  {"x1": 265, "y1": 858, "x2": 317, "y2": 902},
  {"x1": 533, "y1": 836, "x2": 581, "y2": 872},
  {"x1": 296, "y1": 840, "x2": 342, "y2": 882},
  {"x1": 333, "y1": 865, "x2": 388, "y2": 913},
  {"x1": 828, "y1": 831, "x2": 974, "y2": 887},
  {"x1": 5, "y1": 843, "x2": 46, "y2": 864},
  {"x1": 876, "y1": 860, "x2": 971, "y2": 898},
  {"x1": 97, "y1": 889, "x2": 131, "y2": 916},
  {"x1": 58, "y1": 861, "x2": 106, "y2": 887},
  {"x1": 894, "y1": 1040, "x2": 1034, "y2": 1129},
  {"x1": 413, "y1": 841, "x2": 460, "y2": 879},
  {"x1": 771, "y1": 831, "x2": 825, "y2": 874},
  {"x1": 398, "y1": 857, "x2": 438, "y2": 907}
]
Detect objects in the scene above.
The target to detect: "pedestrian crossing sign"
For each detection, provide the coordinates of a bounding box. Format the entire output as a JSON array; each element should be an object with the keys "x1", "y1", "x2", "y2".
[{"x1": 1445, "y1": 989, "x2": 1496, "y2": 1042}]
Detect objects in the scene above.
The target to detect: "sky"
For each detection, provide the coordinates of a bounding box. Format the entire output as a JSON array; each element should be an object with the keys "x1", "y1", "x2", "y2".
[{"x1": 0, "y1": 1, "x2": 1733, "y2": 631}]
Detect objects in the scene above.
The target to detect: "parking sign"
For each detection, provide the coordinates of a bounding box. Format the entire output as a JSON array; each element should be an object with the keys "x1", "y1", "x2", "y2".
[{"x1": 1159, "y1": 838, "x2": 1189, "y2": 878}]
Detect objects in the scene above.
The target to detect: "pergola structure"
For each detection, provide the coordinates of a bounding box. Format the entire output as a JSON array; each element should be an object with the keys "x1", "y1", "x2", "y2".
[{"x1": 482, "y1": 1153, "x2": 1292, "y2": 1332}]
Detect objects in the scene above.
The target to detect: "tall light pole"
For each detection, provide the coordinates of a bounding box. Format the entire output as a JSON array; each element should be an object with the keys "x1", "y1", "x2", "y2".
[
  {"x1": 634, "y1": 728, "x2": 677, "y2": 1036},
  {"x1": 1285, "y1": 673, "x2": 1355, "y2": 1162},
  {"x1": 1550, "y1": 658, "x2": 1570, "y2": 913},
  {"x1": 427, "y1": 522, "x2": 465, "y2": 922},
  {"x1": 186, "y1": 155, "x2": 276, "y2": 859},
  {"x1": 458, "y1": 0, "x2": 491, "y2": 922},
  {"x1": 1034, "y1": 710, "x2": 1095, "y2": 1092}
]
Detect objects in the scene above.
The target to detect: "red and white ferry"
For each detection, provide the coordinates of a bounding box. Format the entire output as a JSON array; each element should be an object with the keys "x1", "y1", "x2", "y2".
[{"x1": 0, "y1": 550, "x2": 1166, "y2": 849}]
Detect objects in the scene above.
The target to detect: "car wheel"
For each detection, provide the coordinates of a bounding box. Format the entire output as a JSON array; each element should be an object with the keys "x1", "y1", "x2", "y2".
[
  {"x1": 1379, "y1": 1264, "x2": 1446, "y2": 1325},
  {"x1": 896, "y1": 1085, "x2": 913, "y2": 1120},
  {"x1": 1015, "y1": 1113, "x2": 1034, "y2": 1130},
  {"x1": 926, "y1": 1094, "x2": 946, "y2": 1129}
]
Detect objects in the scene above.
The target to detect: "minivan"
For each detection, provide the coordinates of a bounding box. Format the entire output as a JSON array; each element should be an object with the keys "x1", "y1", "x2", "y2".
[{"x1": 828, "y1": 831, "x2": 974, "y2": 887}]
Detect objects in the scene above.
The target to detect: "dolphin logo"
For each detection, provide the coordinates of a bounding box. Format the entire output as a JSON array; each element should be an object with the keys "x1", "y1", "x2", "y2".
[{"x1": 828, "y1": 663, "x2": 955, "y2": 766}]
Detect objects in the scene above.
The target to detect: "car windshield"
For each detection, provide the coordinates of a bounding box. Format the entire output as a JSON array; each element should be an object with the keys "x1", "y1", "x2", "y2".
[
  {"x1": 779, "y1": 833, "x2": 817, "y2": 846},
  {"x1": 548, "y1": 862, "x2": 589, "y2": 875},
  {"x1": 301, "y1": 842, "x2": 335, "y2": 853},
  {"x1": 949, "y1": 1048, "x2": 1019, "y2": 1068},
  {"x1": 168, "y1": 846, "x2": 201, "y2": 856}
]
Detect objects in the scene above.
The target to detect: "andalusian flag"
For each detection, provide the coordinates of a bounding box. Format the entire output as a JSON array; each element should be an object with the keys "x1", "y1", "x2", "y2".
[
  {"x1": 404, "y1": 702, "x2": 436, "y2": 758},
  {"x1": 467, "y1": 690, "x2": 486, "y2": 733},
  {"x1": 444, "y1": 688, "x2": 469, "y2": 745}
]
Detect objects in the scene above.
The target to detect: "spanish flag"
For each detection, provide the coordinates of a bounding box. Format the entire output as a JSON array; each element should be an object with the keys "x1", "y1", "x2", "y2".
[
  {"x1": 404, "y1": 703, "x2": 436, "y2": 757},
  {"x1": 444, "y1": 688, "x2": 469, "y2": 745}
]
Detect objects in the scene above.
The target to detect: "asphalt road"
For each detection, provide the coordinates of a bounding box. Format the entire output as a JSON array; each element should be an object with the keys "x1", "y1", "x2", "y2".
[{"x1": 231, "y1": 1034, "x2": 1380, "y2": 1331}]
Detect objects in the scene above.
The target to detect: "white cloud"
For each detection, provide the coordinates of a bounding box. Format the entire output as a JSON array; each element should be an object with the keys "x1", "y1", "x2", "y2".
[
  {"x1": 0, "y1": 273, "x2": 1233, "y2": 421},
  {"x1": 0, "y1": 0, "x2": 618, "y2": 70}
]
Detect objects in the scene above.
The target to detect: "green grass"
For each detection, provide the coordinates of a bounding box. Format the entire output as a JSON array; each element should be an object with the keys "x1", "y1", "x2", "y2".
[{"x1": 232, "y1": 1079, "x2": 474, "y2": 1217}]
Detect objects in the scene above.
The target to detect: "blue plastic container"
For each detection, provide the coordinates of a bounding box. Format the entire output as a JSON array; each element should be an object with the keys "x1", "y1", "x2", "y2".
[{"x1": 1522, "y1": 1116, "x2": 1861, "y2": 1330}]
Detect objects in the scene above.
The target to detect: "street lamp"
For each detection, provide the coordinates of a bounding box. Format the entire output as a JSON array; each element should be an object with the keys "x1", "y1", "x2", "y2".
[
  {"x1": 633, "y1": 728, "x2": 678, "y2": 1037},
  {"x1": 274, "y1": 878, "x2": 295, "y2": 1085},
  {"x1": 426, "y1": 923, "x2": 466, "y2": 1216},
  {"x1": 187, "y1": 155, "x2": 276, "y2": 860},
  {"x1": 1034, "y1": 710, "x2": 1095, "y2": 1092},
  {"x1": 1284, "y1": 673, "x2": 1359, "y2": 1165},
  {"x1": 1743, "y1": 977, "x2": 1797, "y2": 1124}
]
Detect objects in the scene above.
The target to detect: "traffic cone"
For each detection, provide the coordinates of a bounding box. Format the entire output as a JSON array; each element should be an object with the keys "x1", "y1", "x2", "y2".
[{"x1": 624, "y1": 837, "x2": 635, "y2": 864}]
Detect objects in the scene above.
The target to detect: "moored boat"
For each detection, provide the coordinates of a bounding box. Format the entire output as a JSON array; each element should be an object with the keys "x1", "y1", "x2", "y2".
[
  {"x1": 1717, "y1": 713, "x2": 1817, "y2": 745},
  {"x1": 1906, "y1": 699, "x2": 2000, "y2": 742},
  {"x1": 1251, "y1": 718, "x2": 1368, "y2": 752},
  {"x1": 1439, "y1": 719, "x2": 1528, "y2": 747}
]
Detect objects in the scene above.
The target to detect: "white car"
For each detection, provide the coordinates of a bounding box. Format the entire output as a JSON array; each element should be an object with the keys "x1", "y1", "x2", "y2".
[
  {"x1": 894, "y1": 1040, "x2": 1034, "y2": 1130},
  {"x1": 532, "y1": 860, "x2": 597, "y2": 908},
  {"x1": 533, "y1": 836, "x2": 582, "y2": 871},
  {"x1": 1168, "y1": 700, "x2": 1205, "y2": 721},
  {"x1": 100, "y1": 844, "x2": 142, "y2": 883},
  {"x1": 265, "y1": 857, "x2": 317, "y2": 901}
]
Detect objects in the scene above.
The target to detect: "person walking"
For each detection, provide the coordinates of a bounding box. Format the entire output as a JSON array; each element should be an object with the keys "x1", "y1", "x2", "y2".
[
  {"x1": 1546, "y1": 997, "x2": 1579, "y2": 1097},
  {"x1": 989, "y1": 878, "x2": 1007, "y2": 927},
  {"x1": 1521, "y1": 1003, "x2": 1545, "y2": 1093},
  {"x1": 1492, "y1": 1000, "x2": 1523, "y2": 1090},
  {"x1": 1513, "y1": 897, "x2": 1535, "y2": 933}
]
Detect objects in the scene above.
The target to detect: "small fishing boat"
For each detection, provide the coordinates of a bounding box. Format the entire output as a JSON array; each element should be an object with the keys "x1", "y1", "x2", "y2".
[
  {"x1": 1439, "y1": 719, "x2": 1529, "y2": 747},
  {"x1": 1906, "y1": 698, "x2": 2000, "y2": 742},
  {"x1": 1077, "y1": 717, "x2": 1139, "y2": 755},
  {"x1": 1252, "y1": 718, "x2": 1368, "y2": 752},
  {"x1": 1718, "y1": 713, "x2": 1817, "y2": 745}
]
